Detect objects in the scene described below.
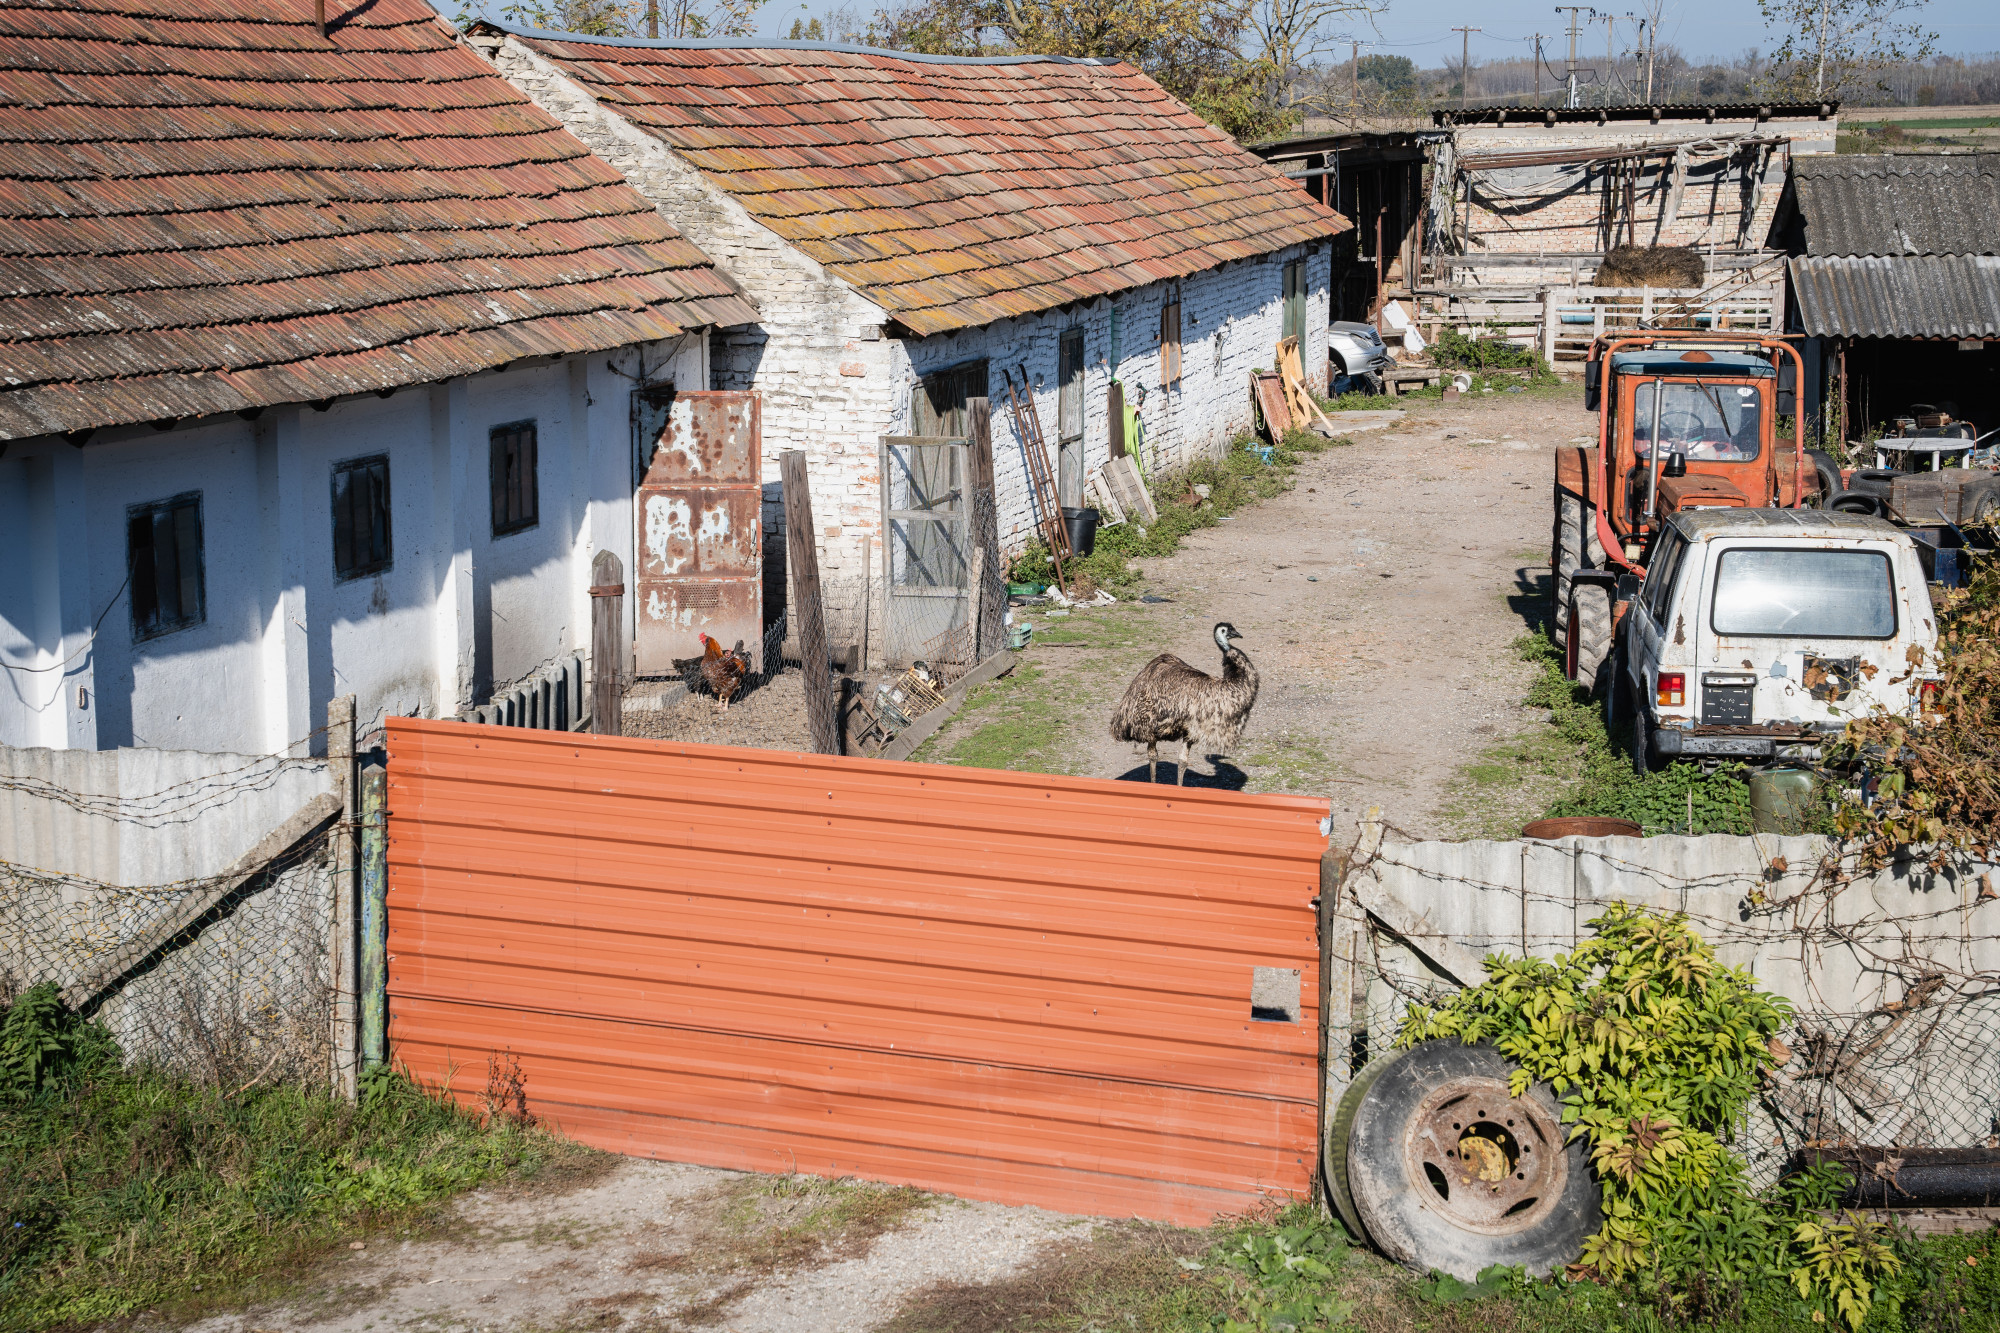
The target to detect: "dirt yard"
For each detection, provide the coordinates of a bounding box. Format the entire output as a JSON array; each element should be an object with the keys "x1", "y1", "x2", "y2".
[
  {"x1": 164, "y1": 386, "x2": 1596, "y2": 1333},
  {"x1": 917, "y1": 383, "x2": 1597, "y2": 840}
]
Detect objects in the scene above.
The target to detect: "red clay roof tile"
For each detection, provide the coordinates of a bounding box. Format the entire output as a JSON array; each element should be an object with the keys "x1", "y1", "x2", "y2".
[
  {"x1": 509, "y1": 34, "x2": 1346, "y2": 335},
  {"x1": 0, "y1": 0, "x2": 755, "y2": 439}
]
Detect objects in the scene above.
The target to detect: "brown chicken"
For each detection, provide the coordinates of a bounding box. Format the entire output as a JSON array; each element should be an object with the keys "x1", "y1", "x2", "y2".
[{"x1": 697, "y1": 633, "x2": 750, "y2": 711}]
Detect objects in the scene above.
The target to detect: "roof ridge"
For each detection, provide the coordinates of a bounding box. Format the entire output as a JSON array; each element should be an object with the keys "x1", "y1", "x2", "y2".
[{"x1": 486, "y1": 21, "x2": 1121, "y2": 68}]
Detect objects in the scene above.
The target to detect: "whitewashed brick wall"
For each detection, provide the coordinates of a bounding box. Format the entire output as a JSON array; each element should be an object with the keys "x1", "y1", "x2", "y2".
[{"x1": 491, "y1": 34, "x2": 1333, "y2": 609}]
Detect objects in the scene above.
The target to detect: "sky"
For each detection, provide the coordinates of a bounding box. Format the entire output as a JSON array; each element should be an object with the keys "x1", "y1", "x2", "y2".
[{"x1": 452, "y1": 0, "x2": 1999, "y2": 66}]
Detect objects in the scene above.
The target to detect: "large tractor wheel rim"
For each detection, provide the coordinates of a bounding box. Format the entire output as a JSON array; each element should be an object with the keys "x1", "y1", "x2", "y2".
[{"x1": 1401, "y1": 1075, "x2": 1568, "y2": 1237}]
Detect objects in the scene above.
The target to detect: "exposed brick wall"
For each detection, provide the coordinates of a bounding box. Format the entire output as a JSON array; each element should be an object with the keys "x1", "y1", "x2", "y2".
[{"x1": 493, "y1": 36, "x2": 1330, "y2": 646}]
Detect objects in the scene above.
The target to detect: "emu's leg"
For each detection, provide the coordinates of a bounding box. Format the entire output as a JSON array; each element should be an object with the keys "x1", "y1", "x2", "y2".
[
  {"x1": 1146, "y1": 741, "x2": 1157, "y2": 783},
  {"x1": 1177, "y1": 740, "x2": 1190, "y2": 786}
]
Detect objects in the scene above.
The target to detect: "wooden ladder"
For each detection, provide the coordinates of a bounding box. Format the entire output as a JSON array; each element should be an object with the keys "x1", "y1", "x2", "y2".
[{"x1": 1000, "y1": 365, "x2": 1072, "y2": 580}]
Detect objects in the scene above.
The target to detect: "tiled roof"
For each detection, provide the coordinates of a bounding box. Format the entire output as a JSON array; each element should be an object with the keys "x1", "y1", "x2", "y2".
[
  {"x1": 0, "y1": 0, "x2": 756, "y2": 441},
  {"x1": 1788, "y1": 153, "x2": 2000, "y2": 257},
  {"x1": 500, "y1": 31, "x2": 1348, "y2": 336},
  {"x1": 1789, "y1": 255, "x2": 2000, "y2": 338}
]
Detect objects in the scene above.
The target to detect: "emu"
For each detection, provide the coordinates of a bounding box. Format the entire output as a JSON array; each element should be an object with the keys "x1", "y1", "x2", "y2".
[{"x1": 1109, "y1": 622, "x2": 1260, "y2": 785}]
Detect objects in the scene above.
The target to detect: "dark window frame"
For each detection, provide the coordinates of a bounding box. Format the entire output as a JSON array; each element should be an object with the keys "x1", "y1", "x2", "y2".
[
  {"x1": 127, "y1": 491, "x2": 205, "y2": 642},
  {"x1": 1159, "y1": 286, "x2": 1182, "y2": 387},
  {"x1": 489, "y1": 420, "x2": 539, "y2": 537},
  {"x1": 1281, "y1": 258, "x2": 1307, "y2": 341},
  {"x1": 331, "y1": 453, "x2": 393, "y2": 581}
]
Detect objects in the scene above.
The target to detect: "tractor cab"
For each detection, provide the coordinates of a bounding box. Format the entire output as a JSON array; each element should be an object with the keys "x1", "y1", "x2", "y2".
[{"x1": 1580, "y1": 339, "x2": 1810, "y2": 566}]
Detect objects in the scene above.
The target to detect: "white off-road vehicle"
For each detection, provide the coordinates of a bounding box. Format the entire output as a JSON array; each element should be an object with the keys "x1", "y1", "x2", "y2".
[{"x1": 1610, "y1": 509, "x2": 1942, "y2": 771}]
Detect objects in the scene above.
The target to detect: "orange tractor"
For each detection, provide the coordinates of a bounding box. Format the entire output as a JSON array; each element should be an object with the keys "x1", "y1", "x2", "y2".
[{"x1": 1552, "y1": 333, "x2": 1817, "y2": 686}]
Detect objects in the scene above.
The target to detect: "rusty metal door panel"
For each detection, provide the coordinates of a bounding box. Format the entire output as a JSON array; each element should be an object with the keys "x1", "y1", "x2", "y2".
[
  {"x1": 634, "y1": 391, "x2": 762, "y2": 674},
  {"x1": 385, "y1": 718, "x2": 1328, "y2": 1225}
]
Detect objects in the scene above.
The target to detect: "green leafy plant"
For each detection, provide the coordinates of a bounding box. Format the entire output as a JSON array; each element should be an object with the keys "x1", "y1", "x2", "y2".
[
  {"x1": 1792, "y1": 1213, "x2": 1903, "y2": 1330},
  {"x1": 1397, "y1": 907, "x2": 1904, "y2": 1329},
  {"x1": 1204, "y1": 1215, "x2": 1353, "y2": 1332},
  {"x1": 0, "y1": 984, "x2": 117, "y2": 1100},
  {"x1": 1415, "y1": 1263, "x2": 1530, "y2": 1303}
]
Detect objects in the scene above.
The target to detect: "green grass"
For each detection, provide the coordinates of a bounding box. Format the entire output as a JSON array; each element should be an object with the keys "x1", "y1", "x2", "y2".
[
  {"x1": 1010, "y1": 428, "x2": 1341, "y2": 594},
  {"x1": 917, "y1": 657, "x2": 1080, "y2": 774},
  {"x1": 0, "y1": 996, "x2": 594, "y2": 1331}
]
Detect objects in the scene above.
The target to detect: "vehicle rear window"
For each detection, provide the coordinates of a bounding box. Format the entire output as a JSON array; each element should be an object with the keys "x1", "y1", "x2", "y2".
[{"x1": 1710, "y1": 548, "x2": 1896, "y2": 638}]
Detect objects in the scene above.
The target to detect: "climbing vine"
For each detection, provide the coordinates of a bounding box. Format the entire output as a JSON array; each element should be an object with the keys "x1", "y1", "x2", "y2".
[{"x1": 1397, "y1": 905, "x2": 1902, "y2": 1328}]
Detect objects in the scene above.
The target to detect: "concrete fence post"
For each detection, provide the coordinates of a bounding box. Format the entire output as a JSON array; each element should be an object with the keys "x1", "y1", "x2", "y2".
[
  {"x1": 328, "y1": 694, "x2": 358, "y2": 1099},
  {"x1": 358, "y1": 761, "x2": 388, "y2": 1070}
]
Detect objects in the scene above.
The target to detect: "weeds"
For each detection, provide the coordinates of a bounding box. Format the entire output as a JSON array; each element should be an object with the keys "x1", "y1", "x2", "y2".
[
  {"x1": 1008, "y1": 428, "x2": 1337, "y2": 594},
  {"x1": 1514, "y1": 630, "x2": 1758, "y2": 835},
  {"x1": 0, "y1": 989, "x2": 592, "y2": 1331}
]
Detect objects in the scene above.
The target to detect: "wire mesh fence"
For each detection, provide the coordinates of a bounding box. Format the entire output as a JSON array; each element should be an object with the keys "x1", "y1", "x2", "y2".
[
  {"x1": 0, "y1": 744, "x2": 340, "y2": 1088},
  {"x1": 1332, "y1": 825, "x2": 2000, "y2": 1185}
]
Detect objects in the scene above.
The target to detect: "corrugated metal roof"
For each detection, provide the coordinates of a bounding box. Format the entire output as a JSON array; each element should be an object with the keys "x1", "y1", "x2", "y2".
[
  {"x1": 1790, "y1": 254, "x2": 2000, "y2": 337},
  {"x1": 0, "y1": 0, "x2": 756, "y2": 441},
  {"x1": 1790, "y1": 153, "x2": 2000, "y2": 257},
  {"x1": 501, "y1": 27, "x2": 1349, "y2": 337}
]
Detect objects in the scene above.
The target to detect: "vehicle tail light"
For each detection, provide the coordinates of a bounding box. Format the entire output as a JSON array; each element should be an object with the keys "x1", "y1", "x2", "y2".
[
  {"x1": 1919, "y1": 680, "x2": 1943, "y2": 716},
  {"x1": 1656, "y1": 672, "x2": 1685, "y2": 707}
]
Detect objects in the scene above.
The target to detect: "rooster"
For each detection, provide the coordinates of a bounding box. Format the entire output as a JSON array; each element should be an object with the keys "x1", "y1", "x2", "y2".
[{"x1": 696, "y1": 633, "x2": 750, "y2": 712}]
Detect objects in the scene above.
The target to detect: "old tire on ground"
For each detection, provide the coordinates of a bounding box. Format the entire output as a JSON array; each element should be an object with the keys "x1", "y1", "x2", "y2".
[
  {"x1": 1325, "y1": 1052, "x2": 1401, "y2": 1245},
  {"x1": 1346, "y1": 1041, "x2": 1600, "y2": 1280},
  {"x1": 1566, "y1": 584, "x2": 1613, "y2": 689},
  {"x1": 1826, "y1": 490, "x2": 1889, "y2": 517}
]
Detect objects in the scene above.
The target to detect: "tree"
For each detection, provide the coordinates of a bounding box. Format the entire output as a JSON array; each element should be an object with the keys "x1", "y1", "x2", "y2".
[
  {"x1": 1245, "y1": 0, "x2": 1378, "y2": 116},
  {"x1": 1757, "y1": 0, "x2": 1936, "y2": 98},
  {"x1": 870, "y1": 0, "x2": 1295, "y2": 140},
  {"x1": 470, "y1": 0, "x2": 766, "y2": 39},
  {"x1": 789, "y1": 15, "x2": 827, "y2": 37},
  {"x1": 1356, "y1": 53, "x2": 1413, "y2": 91}
]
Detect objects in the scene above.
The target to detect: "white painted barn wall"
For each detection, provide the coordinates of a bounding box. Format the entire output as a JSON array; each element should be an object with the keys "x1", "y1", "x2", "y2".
[{"x1": 0, "y1": 338, "x2": 703, "y2": 755}]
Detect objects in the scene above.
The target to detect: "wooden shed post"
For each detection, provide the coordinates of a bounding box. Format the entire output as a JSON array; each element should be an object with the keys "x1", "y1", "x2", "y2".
[
  {"x1": 358, "y1": 761, "x2": 388, "y2": 1070},
  {"x1": 966, "y1": 396, "x2": 1004, "y2": 660},
  {"x1": 589, "y1": 550, "x2": 624, "y2": 736},
  {"x1": 781, "y1": 451, "x2": 840, "y2": 755},
  {"x1": 327, "y1": 693, "x2": 357, "y2": 1099}
]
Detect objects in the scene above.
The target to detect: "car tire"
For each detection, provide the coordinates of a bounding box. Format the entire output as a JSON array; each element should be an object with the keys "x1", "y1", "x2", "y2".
[
  {"x1": 1325, "y1": 1053, "x2": 1401, "y2": 1246},
  {"x1": 1805, "y1": 449, "x2": 1843, "y2": 507},
  {"x1": 1632, "y1": 693, "x2": 1661, "y2": 775},
  {"x1": 1826, "y1": 490, "x2": 1889, "y2": 517},
  {"x1": 1964, "y1": 479, "x2": 2000, "y2": 528},
  {"x1": 1567, "y1": 585, "x2": 1612, "y2": 689},
  {"x1": 1345, "y1": 1041, "x2": 1601, "y2": 1280},
  {"x1": 1604, "y1": 629, "x2": 1624, "y2": 736}
]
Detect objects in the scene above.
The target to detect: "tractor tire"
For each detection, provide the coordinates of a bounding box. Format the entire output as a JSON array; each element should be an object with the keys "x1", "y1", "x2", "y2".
[
  {"x1": 1567, "y1": 584, "x2": 1613, "y2": 689},
  {"x1": 1551, "y1": 492, "x2": 1604, "y2": 639},
  {"x1": 1806, "y1": 450, "x2": 1844, "y2": 507},
  {"x1": 1325, "y1": 1053, "x2": 1401, "y2": 1246},
  {"x1": 1345, "y1": 1041, "x2": 1601, "y2": 1280}
]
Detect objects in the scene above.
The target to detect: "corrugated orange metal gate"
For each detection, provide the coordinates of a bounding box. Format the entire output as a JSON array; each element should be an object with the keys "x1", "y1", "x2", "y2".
[{"x1": 385, "y1": 718, "x2": 1328, "y2": 1224}]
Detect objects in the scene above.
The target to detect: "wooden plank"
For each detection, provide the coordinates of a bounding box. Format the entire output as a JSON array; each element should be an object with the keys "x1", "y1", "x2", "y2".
[
  {"x1": 1252, "y1": 371, "x2": 1293, "y2": 441},
  {"x1": 1102, "y1": 456, "x2": 1157, "y2": 525},
  {"x1": 782, "y1": 451, "x2": 840, "y2": 755},
  {"x1": 877, "y1": 650, "x2": 1017, "y2": 762},
  {"x1": 966, "y1": 398, "x2": 1004, "y2": 660},
  {"x1": 65, "y1": 791, "x2": 343, "y2": 1012},
  {"x1": 590, "y1": 549, "x2": 624, "y2": 737}
]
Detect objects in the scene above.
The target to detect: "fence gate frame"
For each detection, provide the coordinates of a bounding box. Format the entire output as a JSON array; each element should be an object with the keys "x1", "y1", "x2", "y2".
[
  {"x1": 382, "y1": 718, "x2": 1331, "y2": 1225},
  {"x1": 879, "y1": 434, "x2": 970, "y2": 668}
]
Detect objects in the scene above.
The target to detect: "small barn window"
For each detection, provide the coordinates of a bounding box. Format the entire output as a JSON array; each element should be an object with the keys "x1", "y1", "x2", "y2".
[
  {"x1": 490, "y1": 420, "x2": 538, "y2": 536},
  {"x1": 331, "y1": 454, "x2": 392, "y2": 580},
  {"x1": 1159, "y1": 288, "x2": 1182, "y2": 387},
  {"x1": 127, "y1": 492, "x2": 204, "y2": 641},
  {"x1": 1281, "y1": 259, "x2": 1306, "y2": 342}
]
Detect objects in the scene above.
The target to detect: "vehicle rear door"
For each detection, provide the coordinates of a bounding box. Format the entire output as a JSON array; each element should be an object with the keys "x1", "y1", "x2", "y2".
[{"x1": 1695, "y1": 537, "x2": 1910, "y2": 727}]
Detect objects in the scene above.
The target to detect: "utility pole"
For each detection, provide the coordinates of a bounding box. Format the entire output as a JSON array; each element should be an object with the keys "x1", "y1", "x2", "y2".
[
  {"x1": 1452, "y1": 26, "x2": 1480, "y2": 109},
  {"x1": 1531, "y1": 33, "x2": 1548, "y2": 102},
  {"x1": 1594, "y1": 12, "x2": 1618, "y2": 106},
  {"x1": 1643, "y1": 17, "x2": 1657, "y2": 103},
  {"x1": 647, "y1": 0, "x2": 659, "y2": 38},
  {"x1": 1351, "y1": 40, "x2": 1361, "y2": 117},
  {"x1": 1554, "y1": 6, "x2": 1594, "y2": 109}
]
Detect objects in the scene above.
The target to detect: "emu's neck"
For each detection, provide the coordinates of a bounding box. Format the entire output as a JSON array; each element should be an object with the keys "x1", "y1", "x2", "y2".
[{"x1": 1220, "y1": 645, "x2": 1257, "y2": 686}]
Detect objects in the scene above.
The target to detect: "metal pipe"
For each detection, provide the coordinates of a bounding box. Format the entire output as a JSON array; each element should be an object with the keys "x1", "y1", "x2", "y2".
[
  {"x1": 1646, "y1": 378, "x2": 1665, "y2": 522},
  {"x1": 359, "y1": 761, "x2": 388, "y2": 1069}
]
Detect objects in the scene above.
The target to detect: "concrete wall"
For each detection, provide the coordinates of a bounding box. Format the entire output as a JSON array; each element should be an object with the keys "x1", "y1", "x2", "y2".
[
  {"x1": 0, "y1": 339, "x2": 703, "y2": 754},
  {"x1": 487, "y1": 32, "x2": 1331, "y2": 629},
  {"x1": 1332, "y1": 828, "x2": 2000, "y2": 1174},
  {"x1": 0, "y1": 741, "x2": 337, "y2": 1080}
]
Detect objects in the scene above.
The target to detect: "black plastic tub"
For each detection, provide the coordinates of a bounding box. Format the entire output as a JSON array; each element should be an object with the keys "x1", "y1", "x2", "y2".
[{"x1": 1062, "y1": 506, "x2": 1100, "y2": 559}]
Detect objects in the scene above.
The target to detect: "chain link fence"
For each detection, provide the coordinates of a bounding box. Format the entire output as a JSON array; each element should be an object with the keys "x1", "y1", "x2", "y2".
[{"x1": 0, "y1": 745, "x2": 340, "y2": 1087}]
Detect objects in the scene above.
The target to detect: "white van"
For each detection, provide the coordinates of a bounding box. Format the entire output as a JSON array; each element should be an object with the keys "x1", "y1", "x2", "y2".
[{"x1": 1614, "y1": 510, "x2": 1941, "y2": 771}]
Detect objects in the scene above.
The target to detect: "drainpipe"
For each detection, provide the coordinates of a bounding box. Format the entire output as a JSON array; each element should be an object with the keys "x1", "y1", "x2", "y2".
[{"x1": 359, "y1": 761, "x2": 388, "y2": 1069}]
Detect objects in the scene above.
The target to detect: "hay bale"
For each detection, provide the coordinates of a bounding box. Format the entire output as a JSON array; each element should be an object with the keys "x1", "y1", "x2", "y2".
[{"x1": 1594, "y1": 245, "x2": 1705, "y2": 289}]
